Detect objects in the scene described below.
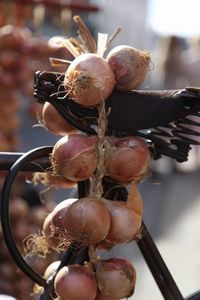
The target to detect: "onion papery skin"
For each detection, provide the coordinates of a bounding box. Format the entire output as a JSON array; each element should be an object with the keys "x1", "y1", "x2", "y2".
[
  {"x1": 43, "y1": 212, "x2": 61, "y2": 250},
  {"x1": 101, "y1": 199, "x2": 142, "y2": 244},
  {"x1": 51, "y1": 134, "x2": 98, "y2": 181},
  {"x1": 63, "y1": 196, "x2": 111, "y2": 246},
  {"x1": 95, "y1": 258, "x2": 136, "y2": 299},
  {"x1": 51, "y1": 198, "x2": 78, "y2": 229},
  {"x1": 104, "y1": 136, "x2": 150, "y2": 183},
  {"x1": 106, "y1": 45, "x2": 151, "y2": 91},
  {"x1": 54, "y1": 264, "x2": 97, "y2": 300},
  {"x1": 64, "y1": 53, "x2": 115, "y2": 106},
  {"x1": 43, "y1": 198, "x2": 77, "y2": 250},
  {"x1": 41, "y1": 102, "x2": 79, "y2": 136},
  {"x1": 32, "y1": 172, "x2": 77, "y2": 189},
  {"x1": 96, "y1": 239, "x2": 115, "y2": 251},
  {"x1": 95, "y1": 291, "x2": 117, "y2": 300}
]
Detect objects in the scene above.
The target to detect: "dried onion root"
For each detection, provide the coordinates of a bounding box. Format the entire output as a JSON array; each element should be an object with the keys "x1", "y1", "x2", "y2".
[
  {"x1": 32, "y1": 172, "x2": 77, "y2": 189},
  {"x1": 23, "y1": 232, "x2": 49, "y2": 259},
  {"x1": 42, "y1": 199, "x2": 78, "y2": 251}
]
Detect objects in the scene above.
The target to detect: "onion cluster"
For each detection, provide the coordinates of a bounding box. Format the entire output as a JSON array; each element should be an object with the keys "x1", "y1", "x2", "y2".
[
  {"x1": 26, "y1": 15, "x2": 153, "y2": 300},
  {"x1": 41, "y1": 188, "x2": 142, "y2": 252},
  {"x1": 53, "y1": 258, "x2": 136, "y2": 300},
  {"x1": 35, "y1": 193, "x2": 139, "y2": 299},
  {"x1": 50, "y1": 134, "x2": 149, "y2": 184}
]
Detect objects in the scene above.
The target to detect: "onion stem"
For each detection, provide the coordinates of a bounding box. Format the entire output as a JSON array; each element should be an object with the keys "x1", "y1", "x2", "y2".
[{"x1": 73, "y1": 15, "x2": 97, "y2": 53}]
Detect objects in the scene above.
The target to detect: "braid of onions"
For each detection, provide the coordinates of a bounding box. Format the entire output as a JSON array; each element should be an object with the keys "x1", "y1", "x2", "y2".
[{"x1": 26, "y1": 15, "x2": 153, "y2": 300}]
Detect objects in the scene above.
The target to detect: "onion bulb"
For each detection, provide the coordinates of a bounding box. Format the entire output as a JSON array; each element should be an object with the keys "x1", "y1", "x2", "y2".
[
  {"x1": 54, "y1": 264, "x2": 97, "y2": 300},
  {"x1": 106, "y1": 45, "x2": 151, "y2": 91},
  {"x1": 100, "y1": 199, "x2": 142, "y2": 244},
  {"x1": 63, "y1": 196, "x2": 110, "y2": 246},
  {"x1": 104, "y1": 136, "x2": 149, "y2": 183},
  {"x1": 42, "y1": 212, "x2": 63, "y2": 251},
  {"x1": 64, "y1": 53, "x2": 115, "y2": 106},
  {"x1": 95, "y1": 258, "x2": 136, "y2": 299},
  {"x1": 51, "y1": 134, "x2": 98, "y2": 181},
  {"x1": 43, "y1": 198, "x2": 77, "y2": 250},
  {"x1": 40, "y1": 102, "x2": 79, "y2": 136}
]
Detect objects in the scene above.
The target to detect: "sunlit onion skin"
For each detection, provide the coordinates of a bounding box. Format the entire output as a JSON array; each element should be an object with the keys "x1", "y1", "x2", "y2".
[
  {"x1": 63, "y1": 196, "x2": 111, "y2": 246},
  {"x1": 51, "y1": 198, "x2": 78, "y2": 230},
  {"x1": 95, "y1": 258, "x2": 136, "y2": 299},
  {"x1": 101, "y1": 199, "x2": 142, "y2": 244},
  {"x1": 44, "y1": 260, "x2": 61, "y2": 280},
  {"x1": 54, "y1": 264, "x2": 97, "y2": 300},
  {"x1": 41, "y1": 102, "x2": 79, "y2": 136},
  {"x1": 43, "y1": 212, "x2": 62, "y2": 250},
  {"x1": 43, "y1": 199, "x2": 77, "y2": 250},
  {"x1": 64, "y1": 53, "x2": 115, "y2": 106},
  {"x1": 106, "y1": 45, "x2": 151, "y2": 91},
  {"x1": 51, "y1": 134, "x2": 98, "y2": 181},
  {"x1": 104, "y1": 136, "x2": 150, "y2": 183}
]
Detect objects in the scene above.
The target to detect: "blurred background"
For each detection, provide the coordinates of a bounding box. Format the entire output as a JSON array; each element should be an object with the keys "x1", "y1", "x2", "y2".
[{"x1": 0, "y1": 0, "x2": 200, "y2": 299}]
